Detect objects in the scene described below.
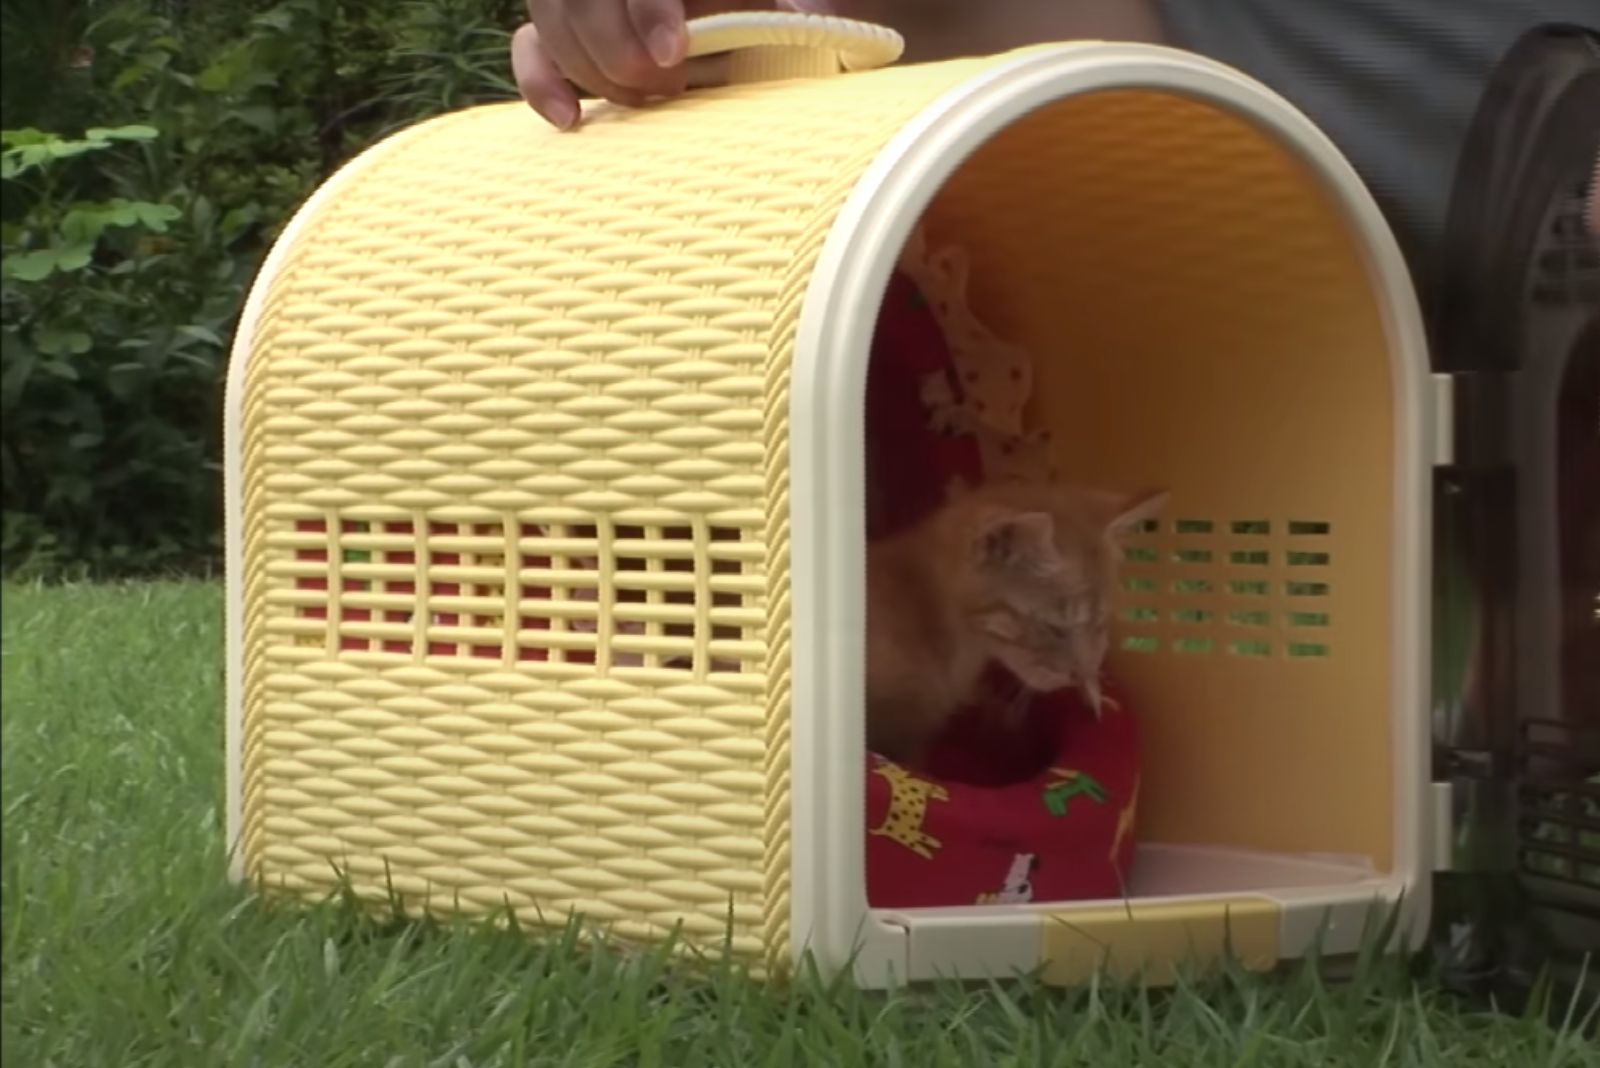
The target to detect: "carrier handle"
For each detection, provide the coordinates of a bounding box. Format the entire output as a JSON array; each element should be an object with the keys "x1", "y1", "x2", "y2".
[{"x1": 683, "y1": 12, "x2": 904, "y2": 84}]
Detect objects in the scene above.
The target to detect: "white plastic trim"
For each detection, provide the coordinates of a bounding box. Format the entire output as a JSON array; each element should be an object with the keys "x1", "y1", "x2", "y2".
[
  {"x1": 788, "y1": 42, "x2": 1435, "y2": 984},
  {"x1": 883, "y1": 842, "x2": 1398, "y2": 979},
  {"x1": 223, "y1": 122, "x2": 436, "y2": 882}
]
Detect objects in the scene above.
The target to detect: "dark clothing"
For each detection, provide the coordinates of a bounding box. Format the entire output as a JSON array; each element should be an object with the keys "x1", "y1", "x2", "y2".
[{"x1": 1152, "y1": 1, "x2": 1597, "y2": 294}]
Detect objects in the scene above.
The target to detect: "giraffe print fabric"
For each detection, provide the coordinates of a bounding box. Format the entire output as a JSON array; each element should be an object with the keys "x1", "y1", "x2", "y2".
[
  {"x1": 862, "y1": 254, "x2": 1140, "y2": 909},
  {"x1": 864, "y1": 674, "x2": 1140, "y2": 908}
]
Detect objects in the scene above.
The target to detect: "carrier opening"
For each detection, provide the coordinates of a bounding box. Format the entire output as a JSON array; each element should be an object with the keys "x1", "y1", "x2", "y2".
[{"x1": 851, "y1": 87, "x2": 1404, "y2": 915}]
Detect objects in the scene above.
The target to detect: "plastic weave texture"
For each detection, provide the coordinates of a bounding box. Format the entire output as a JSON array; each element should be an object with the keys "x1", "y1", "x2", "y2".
[{"x1": 235, "y1": 57, "x2": 997, "y2": 970}]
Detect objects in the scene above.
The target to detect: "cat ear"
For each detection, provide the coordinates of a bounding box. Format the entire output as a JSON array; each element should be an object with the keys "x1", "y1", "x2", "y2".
[
  {"x1": 975, "y1": 511, "x2": 1058, "y2": 572},
  {"x1": 1103, "y1": 489, "x2": 1169, "y2": 543}
]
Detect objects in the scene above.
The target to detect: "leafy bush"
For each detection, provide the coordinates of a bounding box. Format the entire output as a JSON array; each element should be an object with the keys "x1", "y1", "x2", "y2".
[
  {"x1": 0, "y1": 126, "x2": 206, "y2": 572},
  {"x1": 0, "y1": 0, "x2": 521, "y2": 576}
]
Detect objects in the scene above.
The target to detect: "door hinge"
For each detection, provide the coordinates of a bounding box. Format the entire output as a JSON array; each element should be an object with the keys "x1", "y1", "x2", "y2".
[
  {"x1": 1432, "y1": 780, "x2": 1455, "y2": 872},
  {"x1": 1431, "y1": 373, "x2": 1455, "y2": 468}
]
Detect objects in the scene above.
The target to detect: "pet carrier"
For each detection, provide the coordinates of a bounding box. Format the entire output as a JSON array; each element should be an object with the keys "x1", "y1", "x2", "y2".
[
  {"x1": 226, "y1": 13, "x2": 1444, "y2": 985},
  {"x1": 1429, "y1": 22, "x2": 1600, "y2": 1000}
]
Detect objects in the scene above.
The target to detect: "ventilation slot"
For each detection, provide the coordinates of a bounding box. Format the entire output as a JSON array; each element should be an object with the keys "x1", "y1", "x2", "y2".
[
  {"x1": 278, "y1": 514, "x2": 759, "y2": 676},
  {"x1": 1114, "y1": 513, "x2": 1336, "y2": 660},
  {"x1": 1517, "y1": 720, "x2": 1600, "y2": 894}
]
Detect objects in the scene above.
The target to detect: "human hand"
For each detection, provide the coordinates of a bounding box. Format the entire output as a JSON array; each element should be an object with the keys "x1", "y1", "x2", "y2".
[{"x1": 511, "y1": 0, "x2": 835, "y2": 130}]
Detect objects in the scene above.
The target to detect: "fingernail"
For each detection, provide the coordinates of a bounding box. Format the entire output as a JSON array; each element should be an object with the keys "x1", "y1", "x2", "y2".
[
  {"x1": 647, "y1": 24, "x2": 683, "y2": 67},
  {"x1": 546, "y1": 100, "x2": 578, "y2": 130}
]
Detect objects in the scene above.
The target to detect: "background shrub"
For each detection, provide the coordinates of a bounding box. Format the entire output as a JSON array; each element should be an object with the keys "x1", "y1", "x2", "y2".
[{"x1": 1, "y1": 0, "x2": 522, "y2": 576}]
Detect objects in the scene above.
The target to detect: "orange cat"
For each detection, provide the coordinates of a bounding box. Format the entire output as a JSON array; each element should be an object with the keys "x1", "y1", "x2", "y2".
[{"x1": 865, "y1": 480, "x2": 1167, "y2": 767}]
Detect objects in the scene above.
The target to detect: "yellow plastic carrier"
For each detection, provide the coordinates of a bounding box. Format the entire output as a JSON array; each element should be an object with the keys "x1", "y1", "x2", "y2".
[{"x1": 224, "y1": 14, "x2": 1444, "y2": 985}]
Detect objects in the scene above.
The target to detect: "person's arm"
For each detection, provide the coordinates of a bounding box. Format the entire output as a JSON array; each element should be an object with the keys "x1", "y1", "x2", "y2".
[{"x1": 510, "y1": 0, "x2": 1167, "y2": 130}]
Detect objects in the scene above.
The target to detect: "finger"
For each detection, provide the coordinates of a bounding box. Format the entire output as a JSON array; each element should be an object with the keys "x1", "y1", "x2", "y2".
[
  {"x1": 510, "y1": 23, "x2": 581, "y2": 129},
  {"x1": 630, "y1": 0, "x2": 834, "y2": 76},
  {"x1": 568, "y1": 0, "x2": 682, "y2": 97},
  {"x1": 663, "y1": 0, "x2": 833, "y2": 91},
  {"x1": 531, "y1": 0, "x2": 651, "y2": 107},
  {"x1": 626, "y1": 0, "x2": 691, "y2": 69}
]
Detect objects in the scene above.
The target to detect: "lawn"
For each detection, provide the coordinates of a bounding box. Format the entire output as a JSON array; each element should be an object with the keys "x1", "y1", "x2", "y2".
[{"x1": 2, "y1": 582, "x2": 1594, "y2": 1066}]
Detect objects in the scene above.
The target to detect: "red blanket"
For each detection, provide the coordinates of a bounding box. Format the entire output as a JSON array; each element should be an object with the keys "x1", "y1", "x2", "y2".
[{"x1": 863, "y1": 270, "x2": 1140, "y2": 908}]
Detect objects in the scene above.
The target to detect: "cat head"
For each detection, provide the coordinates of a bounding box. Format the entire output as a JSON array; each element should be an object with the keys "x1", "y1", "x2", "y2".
[{"x1": 961, "y1": 486, "x2": 1167, "y2": 697}]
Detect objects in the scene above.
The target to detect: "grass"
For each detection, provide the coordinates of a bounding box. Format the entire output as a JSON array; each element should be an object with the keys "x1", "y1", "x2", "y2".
[{"x1": 2, "y1": 582, "x2": 1596, "y2": 1066}]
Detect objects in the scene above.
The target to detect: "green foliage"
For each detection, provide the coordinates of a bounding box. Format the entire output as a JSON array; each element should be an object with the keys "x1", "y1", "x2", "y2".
[
  {"x1": 0, "y1": 125, "x2": 218, "y2": 572},
  {"x1": 0, "y1": 0, "x2": 96, "y2": 135},
  {"x1": 0, "y1": 0, "x2": 523, "y2": 576},
  {"x1": 1, "y1": 127, "x2": 179, "y2": 284}
]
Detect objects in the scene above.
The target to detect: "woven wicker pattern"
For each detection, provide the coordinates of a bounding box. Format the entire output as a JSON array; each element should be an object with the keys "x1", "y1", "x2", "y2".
[{"x1": 237, "y1": 59, "x2": 991, "y2": 966}]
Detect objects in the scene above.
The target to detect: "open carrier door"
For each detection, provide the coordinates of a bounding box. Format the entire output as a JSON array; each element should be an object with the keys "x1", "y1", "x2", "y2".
[{"x1": 1430, "y1": 23, "x2": 1600, "y2": 1002}]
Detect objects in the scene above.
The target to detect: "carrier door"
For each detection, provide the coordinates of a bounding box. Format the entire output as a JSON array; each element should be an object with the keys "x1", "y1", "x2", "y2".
[{"x1": 1427, "y1": 22, "x2": 1600, "y2": 993}]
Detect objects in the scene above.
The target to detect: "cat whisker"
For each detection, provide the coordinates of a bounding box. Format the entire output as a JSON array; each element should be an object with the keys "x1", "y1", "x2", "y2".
[{"x1": 1081, "y1": 674, "x2": 1105, "y2": 719}]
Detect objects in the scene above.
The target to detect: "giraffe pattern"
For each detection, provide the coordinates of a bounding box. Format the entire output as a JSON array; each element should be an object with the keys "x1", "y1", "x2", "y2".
[
  {"x1": 1110, "y1": 774, "x2": 1140, "y2": 863},
  {"x1": 1041, "y1": 768, "x2": 1109, "y2": 818},
  {"x1": 975, "y1": 852, "x2": 1038, "y2": 905},
  {"x1": 896, "y1": 225, "x2": 1055, "y2": 487},
  {"x1": 869, "y1": 761, "x2": 950, "y2": 860}
]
